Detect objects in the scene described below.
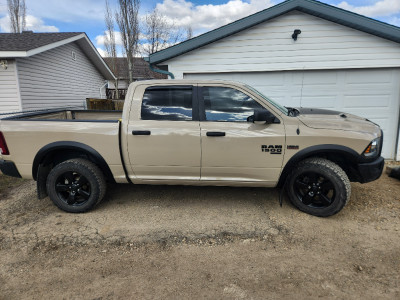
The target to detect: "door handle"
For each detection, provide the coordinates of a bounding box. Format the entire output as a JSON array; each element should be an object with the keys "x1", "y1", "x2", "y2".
[
  {"x1": 132, "y1": 130, "x2": 151, "y2": 135},
  {"x1": 206, "y1": 131, "x2": 226, "y2": 137}
]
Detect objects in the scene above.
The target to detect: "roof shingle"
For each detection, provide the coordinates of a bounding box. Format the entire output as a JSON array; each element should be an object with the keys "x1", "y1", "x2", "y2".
[
  {"x1": 104, "y1": 57, "x2": 167, "y2": 80},
  {"x1": 0, "y1": 32, "x2": 83, "y2": 52}
]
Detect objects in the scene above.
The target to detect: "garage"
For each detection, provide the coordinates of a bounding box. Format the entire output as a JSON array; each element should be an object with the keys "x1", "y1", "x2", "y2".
[
  {"x1": 184, "y1": 69, "x2": 400, "y2": 159},
  {"x1": 147, "y1": 0, "x2": 400, "y2": 160}
]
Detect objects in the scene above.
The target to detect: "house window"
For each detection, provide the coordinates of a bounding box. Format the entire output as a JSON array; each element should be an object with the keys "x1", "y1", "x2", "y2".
[{"x1": 141, "y1": 86, "x2": 193, "y2": 121}]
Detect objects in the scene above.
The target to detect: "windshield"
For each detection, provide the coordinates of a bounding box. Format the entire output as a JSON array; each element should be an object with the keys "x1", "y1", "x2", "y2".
[{"x1": 245, "y1": 84, "x2": 289, "y2": 115}]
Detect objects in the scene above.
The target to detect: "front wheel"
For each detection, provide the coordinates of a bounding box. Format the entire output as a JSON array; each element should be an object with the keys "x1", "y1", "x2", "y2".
[
  {"x1": 46, "y1": 158, "x2": 106, "y2": 213},
  {"x1": 286, "y1": 158, "x2": 351, "y2": 217}
]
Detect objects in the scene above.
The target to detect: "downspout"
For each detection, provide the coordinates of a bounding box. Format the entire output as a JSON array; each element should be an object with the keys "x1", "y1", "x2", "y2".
[
  {"x1": 149, "y1": 63, "x2": 175, "y2": 79},
  {"x1": 99, "y1": 81, "x2": 108, "y2": 99}
]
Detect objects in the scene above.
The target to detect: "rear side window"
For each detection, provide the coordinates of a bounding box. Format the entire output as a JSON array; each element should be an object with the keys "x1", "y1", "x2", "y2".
[
  {"x1": 141, "y1": 86, "x2": 193, "y2": 121},
  {"x1": 202, "y1": 86, "x2": 265, "y2": 122}
]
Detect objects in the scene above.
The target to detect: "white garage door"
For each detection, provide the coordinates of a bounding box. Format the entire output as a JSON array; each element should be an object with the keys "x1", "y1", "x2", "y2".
[{"x1": 184, "y1": 69, "x2": 400, "y2": 159}]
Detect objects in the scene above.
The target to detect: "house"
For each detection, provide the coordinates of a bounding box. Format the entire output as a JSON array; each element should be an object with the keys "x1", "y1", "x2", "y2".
[
  {"x1": 147, "y1": 0, "x2": 400, "y2": 160},
  {"x1": 0, "y1": 32, "x2": 115, "y2": 114},
  {"x1": 104, "y1": 57, "x2": 166, "y2": 99}
]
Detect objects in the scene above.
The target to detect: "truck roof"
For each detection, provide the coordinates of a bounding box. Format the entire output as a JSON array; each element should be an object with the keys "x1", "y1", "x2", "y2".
[{"x1": 130, "y1": 79, "x2": 248, "y2": 88}]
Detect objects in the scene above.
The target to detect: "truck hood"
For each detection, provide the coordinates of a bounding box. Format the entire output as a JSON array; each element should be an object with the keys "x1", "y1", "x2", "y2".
[{"x1": 296, "y1": 108, "x2": 378, "y2": 133}]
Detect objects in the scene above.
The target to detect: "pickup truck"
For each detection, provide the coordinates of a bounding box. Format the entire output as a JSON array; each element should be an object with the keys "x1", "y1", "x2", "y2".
[{"x1": 0, "y1": 80, "x2": 384, "y2": 217}]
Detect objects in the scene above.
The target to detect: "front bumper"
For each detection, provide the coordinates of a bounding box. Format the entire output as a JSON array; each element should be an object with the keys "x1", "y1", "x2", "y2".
[
  {"x1": 356, "y1": 156, "x2": 384, "y2": 183},
  {"x1": 0, "y1": 160, "x2": 22, "y2": 178}
]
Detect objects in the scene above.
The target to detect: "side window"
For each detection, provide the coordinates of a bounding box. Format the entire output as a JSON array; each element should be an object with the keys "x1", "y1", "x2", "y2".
[
  {"x1": 141, "y1": 86, "x2": 193, "y2": 121},
  {"x1": 203, "y1": 86, "x2": 265, "y2": 122}
]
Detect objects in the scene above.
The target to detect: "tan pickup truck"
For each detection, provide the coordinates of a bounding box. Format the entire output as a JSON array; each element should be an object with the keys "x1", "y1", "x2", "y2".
[{"x1": 0, "y1": 80, "x2": 384, "y2": 217}]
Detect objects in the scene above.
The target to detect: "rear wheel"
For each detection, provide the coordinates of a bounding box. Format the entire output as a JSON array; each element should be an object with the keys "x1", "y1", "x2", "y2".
[
  {"x1": 46, "y1": 158, "x2": 106, "y2": 213},
  {"x1": 286, "y1": 157, "x2": 351, "y2": 217}
]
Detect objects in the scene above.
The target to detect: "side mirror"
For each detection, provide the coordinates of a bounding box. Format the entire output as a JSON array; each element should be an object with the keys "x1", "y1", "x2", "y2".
[{"x1": 253, "y1": 108, "x2": 279, "y2": 124}]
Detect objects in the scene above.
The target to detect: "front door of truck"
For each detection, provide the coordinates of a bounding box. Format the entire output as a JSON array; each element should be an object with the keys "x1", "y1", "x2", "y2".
[
  {"x1": 199, "y1": 85, "x2": 285, "y2": 186},
  {"x1": 127, "y1": 85, "x2": 201, "y2": 181}
]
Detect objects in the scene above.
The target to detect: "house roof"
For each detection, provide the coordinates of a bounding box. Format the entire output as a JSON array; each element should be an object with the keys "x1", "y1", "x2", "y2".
[
  {"x1": 147, "y1": 0, "x2": 400, "y2": 64},
  {"x1": 104, "y1": 57, "x2": 167, "y2": 80},
  {"x1": 0, "y1": 32, "x2": 115, "y2": 80},
  {"x1": 0, "y1": 32, "x2": 83, "y2": 51}
]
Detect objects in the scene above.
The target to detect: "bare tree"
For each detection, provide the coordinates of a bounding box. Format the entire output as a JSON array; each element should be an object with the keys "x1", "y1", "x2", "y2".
[
  {"x1": 142, "y1": 8, "x2": 190, "y2": 56},
  {"x1": 104, "y1": 0, "x2": 119, "y2": 99},
  {"x1": 115, "y1": 0, "x2": 140, "y2": 84},
  {"x1": 186, "y1": 25, "x2": 193, "y2": 40},
  {"x1": 7, "y1": 0, "x2": 26, "y2": 33},
  {"x1": 142, "y1": 8, "x2": 170, "y2": 56}
]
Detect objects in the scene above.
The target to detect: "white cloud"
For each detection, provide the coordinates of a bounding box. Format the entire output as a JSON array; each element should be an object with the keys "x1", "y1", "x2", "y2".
[
  {"x1": 96, "y1": 32, "x2": 125, "y2": 57},
  {"x1": 155, "y1": 0, "x2": 275, "y2": 32},
  {"x1": 96, "y1": 47, "x2": 107, "y2": 57},
  {"x1": 0, "y1": 4, "x2": 7, "y2": 15},
  {"x1": 96, "y1": 0, "x2": 275, "y2": 57},
  {"x1": 0, "y1": 16, "x2": 9, "y2": 32},
  {"x1": 95, "y1": 31, "x2": 123, "y2": 47},
  {"x1": 25, "y1": 15, "x2": 59, "y2": 32},
  {"x1": 0, "y1": 14, "x2": 59, "y2": 33},
  {"x1": 27, "y1": 0, "x2": 106, "y2": 22},
  {"x1": 337, "y1": 0, "x2": 400, "y2": 18}
]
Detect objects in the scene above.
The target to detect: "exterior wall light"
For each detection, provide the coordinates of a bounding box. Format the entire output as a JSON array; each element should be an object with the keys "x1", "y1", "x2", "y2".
[
  {"x1": 0, "y1": 60, "x2": 8, "y2": 70},
  {"x1": 292, "y1": 29, "x2": 301, "y2": 41}
]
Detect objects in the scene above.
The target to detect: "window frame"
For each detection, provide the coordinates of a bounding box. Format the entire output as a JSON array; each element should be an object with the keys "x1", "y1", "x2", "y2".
[
  {"x1": 140, "y1": 85, "x2": 199, "y2": 121},
  {"x1": 197, "y1": 85, "x2": 273, "y2": 123}
]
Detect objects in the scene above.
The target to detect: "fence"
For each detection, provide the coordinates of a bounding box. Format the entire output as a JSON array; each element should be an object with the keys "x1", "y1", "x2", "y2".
[
  {"x1": 106, "y1": 88, "x2": 127, "y2": 100},
  {"x1": 86, "y1": 98, "x2": 125, "y2": 110}
]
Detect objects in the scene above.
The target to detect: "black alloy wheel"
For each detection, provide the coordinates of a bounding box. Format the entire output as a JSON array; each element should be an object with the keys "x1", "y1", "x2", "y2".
[
  {"x1": 55, "y1": 171, "x2": 92, "y2": 206},
  {"x1": 286, "y1": 157, "x2": 351, "y2": 217},
  {"x1": 46, "y1": 158, "x2": 106, "y2": 213},
  {"x1": 293, "y1": 172, "x2": 335, "y2": 208}
]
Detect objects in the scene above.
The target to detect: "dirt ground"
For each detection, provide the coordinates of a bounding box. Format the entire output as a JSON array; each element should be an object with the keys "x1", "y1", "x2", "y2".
[{"x1": 0, "y1": 166, "x2": 399, "y2": 300}]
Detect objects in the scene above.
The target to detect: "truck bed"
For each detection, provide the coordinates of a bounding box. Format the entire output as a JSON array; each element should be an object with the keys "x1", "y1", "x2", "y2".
[{"x1": 0, "y1": 109, "x2": 126, "y2": 182}]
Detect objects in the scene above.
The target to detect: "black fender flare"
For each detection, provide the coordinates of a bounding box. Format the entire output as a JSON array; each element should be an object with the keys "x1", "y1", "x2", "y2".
[
  {"x1": 277, "y1": 144, "x2": 361, "y2": 187},
  {"x1": 32, "y1": 141, "x2": 115, "y2": 183}
]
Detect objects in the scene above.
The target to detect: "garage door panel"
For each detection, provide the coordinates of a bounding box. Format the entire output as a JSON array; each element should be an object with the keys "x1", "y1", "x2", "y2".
[
  {"x1": 343, "y1": 95, "x2": 390, "y2": 108},
  {"x1": 282, "y1": 97, "x2": 300, "y2": 108},
  {"x1": 242, "y1": 73, "x2": 286, "y2": 84},
  {"x1": 293, "y1": 96, "x2": 336, "y2": 108},
  {"x1": 343, "y1": 89, "x2": 392, "y2": 95},
  {"x1": 345, "y1": 70, "x2": 392, "y2": 83},
  {"x1": 184, "y1": 69, "x2": 400, "y2": 159},
  {"x1": 301, "y1": 90, "x2": 339, "y2": 96},
  {"x1": 301, "y1": 73, "x2": 338, "y2": 85},
  {"x1": 345, "y1": 83, "x2": 393, "y2": 90}
]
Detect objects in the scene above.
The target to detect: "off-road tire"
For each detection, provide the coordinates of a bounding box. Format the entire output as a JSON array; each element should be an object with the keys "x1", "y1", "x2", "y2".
[
  {"x1": 286, "y1": 157, "x2": 351, "y2": 217},
  {"x1": 46, "y1": 158, "x2": 106, "y2": 213}
]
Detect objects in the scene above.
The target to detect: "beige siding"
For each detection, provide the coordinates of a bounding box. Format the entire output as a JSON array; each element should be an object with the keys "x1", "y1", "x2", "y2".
[
  {"x1": 17, "y1": 42, "x2": 105, "y2": 111},
  {"x1": 0, "y1": 60, "x2": 22, "y2": 114},
  {"x1": 166, "y1": 11, "x2": 400, "y2": 78}
]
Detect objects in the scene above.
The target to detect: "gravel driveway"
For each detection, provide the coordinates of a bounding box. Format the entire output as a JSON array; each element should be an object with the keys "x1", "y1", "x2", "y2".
[{"x1": 0, "y1": 169, "x2": 399, "y2": 299}]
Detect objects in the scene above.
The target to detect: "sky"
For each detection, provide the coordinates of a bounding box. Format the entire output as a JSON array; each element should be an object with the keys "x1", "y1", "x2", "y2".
[{"x1": 0, "y1": 0, "x2": 399, "y2": 57}]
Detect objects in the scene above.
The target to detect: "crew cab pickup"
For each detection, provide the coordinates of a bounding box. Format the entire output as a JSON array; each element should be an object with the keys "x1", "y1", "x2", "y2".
[{"x1": 0, "y1": 80, "x2": 384, "y2": 217}]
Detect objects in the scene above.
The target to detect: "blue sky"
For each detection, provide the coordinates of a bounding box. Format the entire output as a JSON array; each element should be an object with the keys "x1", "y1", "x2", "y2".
[{"x1": 0, "y1": 0, "x2": 399, "y2": 56}]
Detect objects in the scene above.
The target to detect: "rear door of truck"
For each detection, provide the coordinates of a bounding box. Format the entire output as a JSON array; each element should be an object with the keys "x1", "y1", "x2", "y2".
[{"x1": 126, "y1": 85, "x2": 201, "y2": 181}]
